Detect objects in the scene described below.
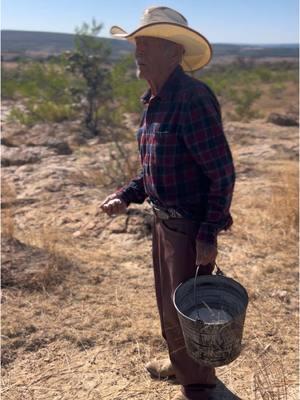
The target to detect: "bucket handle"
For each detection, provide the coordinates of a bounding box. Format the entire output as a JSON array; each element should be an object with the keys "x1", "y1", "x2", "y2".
[
  {"x1": 215, "y1": 263, "x2": 225, "y2": 276},
  {"x1": 193, "y1": 263, "x2": 225, "y2": 322}
]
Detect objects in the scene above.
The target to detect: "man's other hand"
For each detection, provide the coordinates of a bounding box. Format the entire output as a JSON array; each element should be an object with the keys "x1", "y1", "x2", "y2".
[
  {"x1": 100, "y1": 193, "x2": 127, "y2": 216},
  {"x1": 196, "y1": 240, "x2": 217, "y2": 266}
]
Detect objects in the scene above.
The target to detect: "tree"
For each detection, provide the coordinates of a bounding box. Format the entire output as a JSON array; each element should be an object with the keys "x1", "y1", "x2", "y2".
[{"x1": 65, "y1": 19, "x2": 111, "y2": 136}]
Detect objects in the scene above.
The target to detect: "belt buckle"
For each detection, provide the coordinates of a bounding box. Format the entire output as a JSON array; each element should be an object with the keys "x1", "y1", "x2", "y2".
[
  {"x1": 153, "y1": 207, "x2": 170, "y2": 220},
  {"x1": 169, "y1": 209, "x2": 182, "y2": 218}
]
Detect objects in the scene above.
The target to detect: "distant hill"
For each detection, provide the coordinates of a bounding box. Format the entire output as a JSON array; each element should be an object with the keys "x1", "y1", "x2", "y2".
[
  {"x1": 1, "y1": 30, "x2": 134, "y2": 61},
  {"x1": 212, "y1": 43, "x2": 299, "y2": 58},
  {"x1": 1, "y1": 30, "x2": 299, "y2": 62}
]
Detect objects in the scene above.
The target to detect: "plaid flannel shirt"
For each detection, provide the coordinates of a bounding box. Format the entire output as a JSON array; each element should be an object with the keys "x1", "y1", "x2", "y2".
[{"x1": 117, "y1": 66, "x2": 235, "y2": 244}]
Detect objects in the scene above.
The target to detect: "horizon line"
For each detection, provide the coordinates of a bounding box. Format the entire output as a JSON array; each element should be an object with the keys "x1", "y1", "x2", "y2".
[{"x1": 1, "y1": 29, "x2": 299, "y2": 46}]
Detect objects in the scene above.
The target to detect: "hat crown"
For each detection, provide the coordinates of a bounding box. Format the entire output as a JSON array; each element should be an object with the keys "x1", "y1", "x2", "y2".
[
  {"x1": 110, "y1": 6, "x2": 212, "y2": 72},
  {"x1": 140, "y1": 6, "x2": 188, "y2": 27}
]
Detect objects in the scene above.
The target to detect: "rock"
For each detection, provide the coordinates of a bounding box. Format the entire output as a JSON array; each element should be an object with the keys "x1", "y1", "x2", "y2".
[
  {"x1": 108, "y1": 216, "x2": 127, "y2": 234},
  {"x1": 267, "y1": 113, "x2": 299, "y2": 127},
  {"x1": 1, "y1": 145, "x2": 55, "y2": 167},
  {"x1": 85, "y1": 221, "x2": 97, "y2": 230},
  {"x1": 57, "y1": 216, "x2": 72, "y2": 225},
  {"x1": 15, "y1": 164, "x2": 35, "y2": 175},
  {"x1": 69, "y1": 134, "x2": 87, "y2": 147},
  {"x1": 46, "y1": 139, "x2": 73, "y2": 155},
  {"x1": 1, "y1": 137, "x2": 17, "y2": 147},
  {"x1": 44, "y1": 181, "x2": 64, "y2": 192},
  {"x1": 73, "y1": 231, "x2": 82, "y2": 238},
  {"x1": 271, "y1": 289, "x2": 290, "y2": 303}
]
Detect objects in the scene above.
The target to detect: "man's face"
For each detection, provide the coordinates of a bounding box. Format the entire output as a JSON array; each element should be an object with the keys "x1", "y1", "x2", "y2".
[{"x1": 135, "y1": 36, "x2": 176, "y2": 81}]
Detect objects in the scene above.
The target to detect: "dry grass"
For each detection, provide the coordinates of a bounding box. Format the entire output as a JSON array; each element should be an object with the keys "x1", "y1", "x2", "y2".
[
  {"x1": 222, "y1": 81, "x2": 298, "y2": 122},
  {"x1": 232, "y1": 160, "x2": 298, "y2": 254},
  {"x1": 69, "y1": 141, "x2": 140, "y2": 188},
  {"x1": 268, "y1": 165, "x2": 298, "y2": 233},
  {"x1": 95, "y1": 140, "x2": 140, "y2": 187},
  {"x1": 1, "y1": 190, "x2": 74, "y2": 291},
  {"x1": 1, "y1": 180, "x2": 17, "y2": 238},
  {"x1": 253, "y1": 354, "x2": 289, "y2": 400},
  {"x1": 68, "y1": 168, "x2": 109, "y2": 187},
  {"x1": 1, "y1": 118, "x2": 299, "y2": 399}
]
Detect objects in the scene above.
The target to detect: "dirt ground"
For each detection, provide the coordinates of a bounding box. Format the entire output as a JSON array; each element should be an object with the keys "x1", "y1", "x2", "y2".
[{"x1": 1, "y1": 99, "x2": 299, "y2": 399}]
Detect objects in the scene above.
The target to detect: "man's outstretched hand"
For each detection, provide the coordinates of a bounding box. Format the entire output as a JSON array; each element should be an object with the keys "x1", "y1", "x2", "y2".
[{"x1": 100, "y1": 193, "x2": 127, "y2": 216}]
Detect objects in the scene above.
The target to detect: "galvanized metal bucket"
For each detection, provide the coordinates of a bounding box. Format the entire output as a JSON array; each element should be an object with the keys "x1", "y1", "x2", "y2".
[{"x1": 173, "y1": 266, "x2": 248, "y2": 367}]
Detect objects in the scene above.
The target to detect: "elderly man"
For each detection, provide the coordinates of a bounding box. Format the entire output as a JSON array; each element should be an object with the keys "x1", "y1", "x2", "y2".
[{"x1": 101, "y1": 6, "x2": 235, "y2": 400}]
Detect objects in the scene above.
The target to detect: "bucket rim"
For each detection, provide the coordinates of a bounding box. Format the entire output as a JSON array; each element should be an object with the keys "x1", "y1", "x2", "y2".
[{"x1": 173, "y1": 274, "x2": 248, "y2": 323}]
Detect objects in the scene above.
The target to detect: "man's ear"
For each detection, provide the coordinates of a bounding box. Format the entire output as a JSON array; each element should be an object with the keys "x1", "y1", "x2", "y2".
[{"x1": 172, "y1": 44, "x2": 185, "y2": 66}]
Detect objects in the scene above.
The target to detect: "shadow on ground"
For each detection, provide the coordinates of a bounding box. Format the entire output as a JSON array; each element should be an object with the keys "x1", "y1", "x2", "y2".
[
  {"x1": 160, "y1": 376, "x2": 243, "y2": 399},
  {"x1": 212, "y1": 379, "x2": 243, "y2": 399}
]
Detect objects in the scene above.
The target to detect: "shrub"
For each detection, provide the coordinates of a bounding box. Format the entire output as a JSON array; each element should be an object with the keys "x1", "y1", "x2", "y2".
[
  {"x1": 255, "y1": 67, "x2": 273, "y2": 83},
  {"x1": 4, "y1": 61, "x2": 77, "y2": 125},
  {"x1": 8, "y1": 101, "x2": 76, "y2": 126},
  {"x1": 110, "y1": 54, "x2": 146, "y2": 115},
  {"x1": 269, "y1": 82, "x2": 286, "y2": 99},
  {"x1": 63, "y1": 19, "x2": 112, "y2": 137},
  {"x1": 228, "y1": 88, "x2": 262, "y2": 121}
]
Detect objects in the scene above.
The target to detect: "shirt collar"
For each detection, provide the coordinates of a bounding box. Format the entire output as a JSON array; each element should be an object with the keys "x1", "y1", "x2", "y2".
[{"x1": 140, "y1": 65, "x2": 184, "y2": 105}]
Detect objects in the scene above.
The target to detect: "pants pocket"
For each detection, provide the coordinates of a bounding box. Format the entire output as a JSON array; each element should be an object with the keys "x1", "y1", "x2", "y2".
[{"x1": 161, "y1": 219, "x2": 198, "y2": 237}]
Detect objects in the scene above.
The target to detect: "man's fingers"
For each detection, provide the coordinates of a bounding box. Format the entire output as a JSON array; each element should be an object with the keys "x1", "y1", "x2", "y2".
[
  {"x1": 196, "y1": 240, "x2": 217, "y2": 266},
  {"x1": 101, "y1": 198, "x2": 126, "y2": 216},
  {"x1": 100, "y1": 194, "x2": 117, "y2": 208},
  {"x1": 196, "y1": 254, "x2": 217, "y2": 266},
  {"x1": 114, "y1": 199, "x2": 126, "y2": 214},
  {"x1": 100, "y1": 199, "x2": 109, "y2": 208},
  {"x1": 104, "y1": 201, "x2": 117, "y2": 215},
  {"x1": 100, "y1": 195, "x2": 117, "y2": 210},
  {"x1": 116, "y1": 201, "x2": 126, "y2": 214}
]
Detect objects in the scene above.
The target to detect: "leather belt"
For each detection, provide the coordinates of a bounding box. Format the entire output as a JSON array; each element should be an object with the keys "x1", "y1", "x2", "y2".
[{"x1": 152, "y1": 205, "x2": 184, "y2": 220}]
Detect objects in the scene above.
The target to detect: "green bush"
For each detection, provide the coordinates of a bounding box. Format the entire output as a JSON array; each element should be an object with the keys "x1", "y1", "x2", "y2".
[
  {"x1": 3, "y1": 61, "x2": 77, "y2": 125},
  {"x1": 269, "y1": 82, "x2": 286, "y2": 99},
  {"x1": 2, "y1": 64, "x2": 24, "y2": 99},
  {"x1": 199, "y1": 62, "x2": 298, "y2": 92},
  {"x1": 109, "y1": 54, "x2": 147, "y2": 119},
  {"x1": 3, "y1": 53, "x2": 298, "y2": 127},
  {"x1": 255, "y1": 67, "x2": 273, "y2": 82},
  {"x1": 197, "y1": 61, "x2": 298, "y2": 121},
  {"x1": 228, "y1": 88, "x2": 262, "y2": 121},
  {"x1": 8, "y1": 101, "x2": 76, "y2": 126},
  {"x1": 2, "y1": 62, "x2": 74, "y2": 101},
  {"x1": 2, "y1": 78, "x2": 18, "y2": 99}
]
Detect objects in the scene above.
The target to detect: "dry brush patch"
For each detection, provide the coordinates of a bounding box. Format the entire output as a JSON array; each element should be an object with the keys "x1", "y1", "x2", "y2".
[
  {"x1": 217, "y1": 158, "x2": 299, "y2": 399},
  {"x1": 1, "y1": 187, "x2": 75, "y2": 293},
  {"x1": 1, "y1": 122, "x2": 299, "y2": 399},
  {"x1": 1, "y1": 179, "x2": 17, "y2": 239}
]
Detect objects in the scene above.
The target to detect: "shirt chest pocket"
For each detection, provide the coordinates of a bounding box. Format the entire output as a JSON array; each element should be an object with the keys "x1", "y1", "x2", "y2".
[
  {"x1": 144, "y1": 124, "x2": 178, "y2": 166},
  {"x1": 149, "y1": 123, "x2": 178, "y2": 144},
  {"x1": 155, "y1": 129, "x2": 178, "y2": 146}
]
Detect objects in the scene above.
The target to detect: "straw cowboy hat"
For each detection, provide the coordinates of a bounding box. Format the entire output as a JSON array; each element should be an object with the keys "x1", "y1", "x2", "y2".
[{"x1": 110, "y1": 6, "x2": 212, "y2": 72}]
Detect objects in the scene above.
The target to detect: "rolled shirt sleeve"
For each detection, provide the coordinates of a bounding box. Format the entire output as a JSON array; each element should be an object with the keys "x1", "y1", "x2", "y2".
[{"x1": 183, "y1": 90, "x2": 235, "y2": 244}]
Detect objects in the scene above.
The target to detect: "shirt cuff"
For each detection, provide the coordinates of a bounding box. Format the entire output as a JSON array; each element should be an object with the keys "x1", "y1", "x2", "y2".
[
  {"x1": 196, "y1": 223, "x2": 218, "y2": 245},
  {"x1": 115, "y1": 188, "x2": 131, "y2": 206},
  {"x1": 196, "y1": 215, "x2": 233, "y2": 245}
]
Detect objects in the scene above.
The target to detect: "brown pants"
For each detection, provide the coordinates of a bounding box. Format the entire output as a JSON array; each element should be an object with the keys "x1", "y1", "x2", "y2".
[{"x1": 152, "y1": 216, "x2": 216, "y2": 386}]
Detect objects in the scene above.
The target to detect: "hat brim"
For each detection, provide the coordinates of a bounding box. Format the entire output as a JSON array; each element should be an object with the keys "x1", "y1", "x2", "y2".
[{"x1": 110, "y1": 22, "x2": 212, "y2": 72}]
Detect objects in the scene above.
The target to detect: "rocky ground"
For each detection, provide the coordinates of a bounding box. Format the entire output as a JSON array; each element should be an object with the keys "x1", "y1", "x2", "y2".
[{"x1": 1, "y1": 102, "x2": 299, "y2": 400}]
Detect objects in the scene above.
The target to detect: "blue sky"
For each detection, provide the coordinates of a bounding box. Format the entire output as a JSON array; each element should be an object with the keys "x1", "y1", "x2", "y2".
[{"x1": 2, "y1": 0, "x2": 299, "y2": 44}]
